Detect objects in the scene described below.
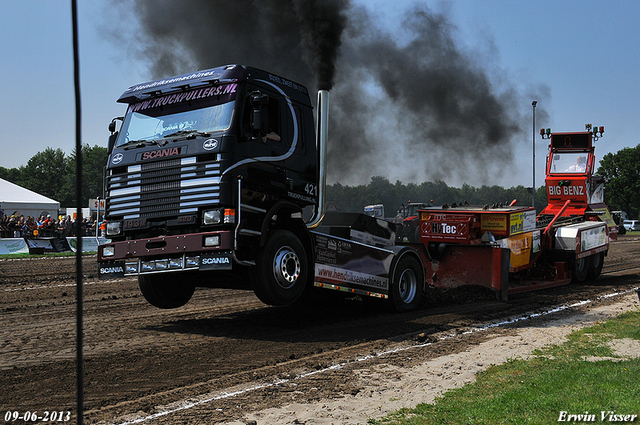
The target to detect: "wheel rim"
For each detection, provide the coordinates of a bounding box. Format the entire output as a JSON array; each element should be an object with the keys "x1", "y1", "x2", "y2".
[
  {"x1": 398, "y1": 268, "x2": 418, "y2": 303},
  {"x1": 592, "y1": 253, "x2": 602, "y2": 269},
  {"x1": 272, "y1": 246, "x2": 301, "y2": 289}
]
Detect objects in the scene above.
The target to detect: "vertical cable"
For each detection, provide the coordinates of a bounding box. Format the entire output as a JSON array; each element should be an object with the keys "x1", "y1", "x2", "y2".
[{"x1": 71, "y1": 1, "x2": 84, "y2": 423}]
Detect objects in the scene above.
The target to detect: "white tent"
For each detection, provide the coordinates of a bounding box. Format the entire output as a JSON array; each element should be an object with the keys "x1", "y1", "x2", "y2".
[{"x1": 0, "y1": 178, "x2": 60, "y2": 219}]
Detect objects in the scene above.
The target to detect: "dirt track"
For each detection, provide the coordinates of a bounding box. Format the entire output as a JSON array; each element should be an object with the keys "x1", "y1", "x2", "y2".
[{"x1": 1, "y1": 237, "x2": 640, "y2": 424}]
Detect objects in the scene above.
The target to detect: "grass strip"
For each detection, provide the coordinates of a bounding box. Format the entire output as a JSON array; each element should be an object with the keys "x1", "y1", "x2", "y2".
[{"x1": 370, "y1": 310, "x2": 640, "y2": 425}]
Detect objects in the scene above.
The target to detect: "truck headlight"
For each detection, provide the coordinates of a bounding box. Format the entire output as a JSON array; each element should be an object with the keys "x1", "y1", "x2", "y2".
[
  {"x1": 106, "y1": 221, "x2": 122, "y2": 236},
  {"x1": 204, "y1": 235, "x2": 220, "y2": 246},
  {"x1": 141, "y1": 261, "x2": 155, "y2": 271},
  {"x1": 203, "y1": 209, "x2": 222, "y2": 225},
  {"x1": 125, "y1": 262, "x2": 139, "y2": 273},
  {"x1": 155, "y1": 259, "x2": 169, "y2": 270},
  {"x1": 102, "y1": 246, "x2": 115, "y2": 257}
]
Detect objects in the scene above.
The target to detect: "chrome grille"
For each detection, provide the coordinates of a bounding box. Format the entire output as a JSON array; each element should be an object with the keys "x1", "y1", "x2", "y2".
[{"x1": 107, "y1": 156, "x2": 221, "y2": 219}]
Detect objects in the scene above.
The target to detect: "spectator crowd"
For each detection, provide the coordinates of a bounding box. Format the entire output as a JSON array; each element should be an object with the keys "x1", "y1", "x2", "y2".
[{"x1": 0, "y1": 213, "x2": 97, "y2": 239}]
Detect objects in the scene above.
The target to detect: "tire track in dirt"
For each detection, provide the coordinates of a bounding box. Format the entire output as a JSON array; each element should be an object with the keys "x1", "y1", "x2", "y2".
[{"x1": 1, "y1": 238, "x2": 639, "y2": 423}]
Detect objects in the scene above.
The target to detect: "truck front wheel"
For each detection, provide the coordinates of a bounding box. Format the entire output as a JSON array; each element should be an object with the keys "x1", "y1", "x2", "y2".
[
  {"x1": 251, "y1": 230, "x2": 308, "y2": 306},
  {"x1": 139, "y1": 273, "x2": 195, "y2": 309},
  {"x1": 389, "y1": 255, "x2": 424, "y2": 312}
]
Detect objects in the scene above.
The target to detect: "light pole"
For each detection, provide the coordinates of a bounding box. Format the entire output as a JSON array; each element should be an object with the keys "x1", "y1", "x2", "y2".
[{"x1": 532, "y1": 101, "x2": 537, "y2": 209}]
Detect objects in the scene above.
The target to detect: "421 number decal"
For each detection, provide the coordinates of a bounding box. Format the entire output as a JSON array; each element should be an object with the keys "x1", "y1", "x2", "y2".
[{"x1": 304, "y1": 183, "x2": 318, "y2": 197}]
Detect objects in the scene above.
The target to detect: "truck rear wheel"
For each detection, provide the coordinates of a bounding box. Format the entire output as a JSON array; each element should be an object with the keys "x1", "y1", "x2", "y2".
[
  {"x1": 139, "y1": 273, "x2": 195, "y2": 309},
  {"x1": 571, "y1": 256, "x2": 590, "y2": 283},
  {"x1": 587, "y1": 252, "x2": 605, "y2": 280},
  {"x1": 389, "y1": 255, "x2": 424, "y2": 312},
  {"x1": 251, "y1": 229, "x2": 308, "y2": 306}
]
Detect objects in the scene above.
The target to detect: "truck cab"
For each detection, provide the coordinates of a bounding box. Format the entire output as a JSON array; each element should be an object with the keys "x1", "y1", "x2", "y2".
[
  {"x1": 98, "y1": 65, "x2": 324, "y2": 308},
  {"x1": 364, "y1": 204, "x2": 385, "y2": 218},
  {"x1": 538, "y1": 125, "x2": 617, "y2": 239}
]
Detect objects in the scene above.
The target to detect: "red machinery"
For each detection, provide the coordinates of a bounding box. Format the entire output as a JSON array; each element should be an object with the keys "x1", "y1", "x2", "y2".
[
  {"x1": 538, "y1": 124, "x2": 617, "y2": 240},
  {"x1": 414, "y1": 125, "x2": 614, "y2": 299}
]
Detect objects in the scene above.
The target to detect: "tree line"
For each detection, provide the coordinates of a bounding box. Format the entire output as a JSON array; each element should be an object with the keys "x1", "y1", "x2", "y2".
[
  {"x1": 597, "y1": 143, "x2": 640, "y2": 219},
  {"x1": 0, "y1": 145, "x2": 107, "y2": 208},
  {"x1": 326, "y1": 144, "x2": 640, "y2": 219},
  {"x1": 1, "y1": 143, "x2": 638, "y2": 218},
  {"x1": 326, "y1": 176, "x2": 547, "y2": 217}
]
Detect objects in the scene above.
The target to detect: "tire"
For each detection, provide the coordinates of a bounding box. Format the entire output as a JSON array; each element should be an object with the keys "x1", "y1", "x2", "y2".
[
  {"x1": 571, "y1": 255, "x2": 591, "y2": 283},
  {"x1": 389, "y1": 255, "x2": 424, "y2": 312},
  {"x1": 251, "y1": 229, "x2": 308, "y2": 306},
  {"x1": 587, "y1": 252, "x2": 605, "y2": 281},
  {"x1": 138, "y1": 272, "x2": 195, "y2": 309},
  {"x1": 413, "y1": 226, "x2": 421, "y2": 243}
]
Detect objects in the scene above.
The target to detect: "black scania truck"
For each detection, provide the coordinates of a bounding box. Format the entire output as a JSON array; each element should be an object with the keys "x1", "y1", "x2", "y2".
[{"x1": 98, "y1": 65, "x2": 424, "y2": 312}]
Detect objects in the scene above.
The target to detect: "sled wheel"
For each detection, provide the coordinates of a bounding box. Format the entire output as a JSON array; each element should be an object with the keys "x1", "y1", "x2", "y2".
[
  {"x1": 139, "y1": 272, "x2": 195, "y2": 309},
  {"x1": 251, "y1": 229, "x2": 308, "y2": 306},
  {"x1": 389, "y1": 255, "x2": 424, "y2": 312},
  {"x1": 571, "y1": 255, "x2": 591, "y2": 283},
  {"x1": 587, "y1": 252, "x2": 605, "y2": 281}
]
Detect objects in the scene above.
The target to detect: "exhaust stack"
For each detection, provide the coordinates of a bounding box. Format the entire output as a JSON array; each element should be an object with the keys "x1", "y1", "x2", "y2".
[{"x1": 307, "y1": 89, "x2": 329, "y2": 228}]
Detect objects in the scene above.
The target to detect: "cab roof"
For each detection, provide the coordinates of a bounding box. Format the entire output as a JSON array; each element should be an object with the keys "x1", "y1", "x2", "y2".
[{"x1": 117, "y1": 64, "x2": 312, "y2": 107}]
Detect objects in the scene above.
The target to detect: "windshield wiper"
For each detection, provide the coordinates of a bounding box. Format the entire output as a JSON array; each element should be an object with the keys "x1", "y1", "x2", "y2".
[
  {"x1": 118, "y1": 131, "x2": 211, "y2": 150},
  {"x1": 119, "y1": 139, "x2": 150, "y2": 150},
  {"x1": 163, "y1": 130, "x2": 211, "y2": 140}
]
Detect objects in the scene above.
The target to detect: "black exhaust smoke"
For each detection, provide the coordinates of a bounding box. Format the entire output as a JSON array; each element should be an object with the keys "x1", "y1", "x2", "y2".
[
  {"x1": 123, "y1": 0, "x2": 347, "y2": 92},
  {"x1": 292, "y1": 0, "x2": 347, "y2": 90},
  {"x1": 110, "y1": 1, "x2": 545, "y2": 186}
]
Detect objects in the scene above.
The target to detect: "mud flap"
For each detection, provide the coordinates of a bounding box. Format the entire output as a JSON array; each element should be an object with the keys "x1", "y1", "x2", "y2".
[{"x1": 98, "y1": 261, "x2": 125, "y2": 279}]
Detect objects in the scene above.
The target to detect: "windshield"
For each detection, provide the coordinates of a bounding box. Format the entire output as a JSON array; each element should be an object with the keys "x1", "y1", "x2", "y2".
[
  {"x1": 116, "y1": 102, "x2": 235, "y2": 147},
  {"x1": 549, "y1": 152, "x2": 589, "y2": 174},
  {"x1": 115, "y1": 83, "x2": 238, "y2": 148}
]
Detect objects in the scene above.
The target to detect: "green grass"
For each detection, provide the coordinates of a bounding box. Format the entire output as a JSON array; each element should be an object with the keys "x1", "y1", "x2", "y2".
[{"x1": 369, "y1": 310, "x2": 640, "y2": 425}]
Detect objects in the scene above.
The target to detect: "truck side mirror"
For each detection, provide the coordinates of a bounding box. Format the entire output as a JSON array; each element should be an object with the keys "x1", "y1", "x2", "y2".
[
  {"x1": 107, "y1": 117, "x2": 124, "y2": 154},
  {"x1": 249, "y1": 92, "x2": 269, "y2": 139},
  {"x1": 250, "y1": 92, "x2": 269, "y2": 106},
  {"x1": 252, "y1": 107, "x2": 268, "y2": 136},
  {"x1": 107, "y1": 132, "x2": 118, "y2": 154}
]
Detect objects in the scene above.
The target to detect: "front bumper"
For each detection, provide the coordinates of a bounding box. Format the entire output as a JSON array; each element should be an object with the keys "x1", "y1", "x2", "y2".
[{"x1": 98, "y1": 231, "x2": 234, "y2": 278}]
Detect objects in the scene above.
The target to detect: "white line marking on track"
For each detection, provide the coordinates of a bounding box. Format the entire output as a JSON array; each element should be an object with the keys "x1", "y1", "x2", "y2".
[
  {"x1": 112, "y1": 286, "x2": 640, "y2": 425},
  {"x1": 3, "y1": 279, "x2": 129, "y2": 292}
]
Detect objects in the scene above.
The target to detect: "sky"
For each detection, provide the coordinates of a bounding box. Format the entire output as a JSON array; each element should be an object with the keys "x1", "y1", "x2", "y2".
[{"x1": 1, "y1": 0, "x2": 639, "y2": 191}]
